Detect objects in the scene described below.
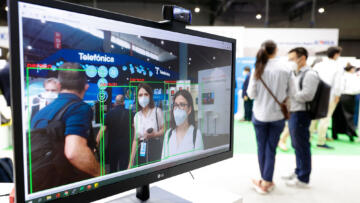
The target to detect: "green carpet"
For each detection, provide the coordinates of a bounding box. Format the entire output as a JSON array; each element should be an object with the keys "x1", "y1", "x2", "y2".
[{"x1": 234, "y1": 121, "x2": 360, "y2": 155}]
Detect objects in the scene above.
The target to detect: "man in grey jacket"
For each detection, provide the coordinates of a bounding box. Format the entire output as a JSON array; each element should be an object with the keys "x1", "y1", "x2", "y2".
[{"x1": 284, "y1": 47, "x2": 319, "y2": 188}]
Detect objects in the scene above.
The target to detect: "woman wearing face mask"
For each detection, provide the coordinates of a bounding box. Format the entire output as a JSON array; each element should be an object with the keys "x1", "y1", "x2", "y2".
[
  {"x1": 128, "y1": 83, "x2": 164, "y2": 168},
  {"x1": 162, "y1": 90, "x2": 203, "y2": 159}
]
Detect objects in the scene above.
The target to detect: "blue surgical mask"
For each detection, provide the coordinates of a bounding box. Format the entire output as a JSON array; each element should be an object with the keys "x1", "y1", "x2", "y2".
[
  {"x1": 138, "y1": 96, "x2": 150, "y2": 108},
  {"x1": 174, "y1": 108, "x2": 187, "y2": 126}
]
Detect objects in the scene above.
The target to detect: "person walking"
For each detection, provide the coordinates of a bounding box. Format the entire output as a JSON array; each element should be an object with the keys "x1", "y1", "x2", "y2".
[{"x1": 313, "y1": 46, "x2": 343, "y2": 149}]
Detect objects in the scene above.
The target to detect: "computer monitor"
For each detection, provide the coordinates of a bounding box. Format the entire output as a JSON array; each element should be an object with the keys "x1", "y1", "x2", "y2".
[{"x1": 8, "y1": 0, "x2": 235, "y2": 202}]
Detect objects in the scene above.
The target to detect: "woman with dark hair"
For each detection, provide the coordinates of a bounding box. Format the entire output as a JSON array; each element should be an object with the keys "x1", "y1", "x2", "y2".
[
  {"x1": 247, "y1": 40, "x2": 291, "y2": 194},
  {"x1": 128, "y1": 83, "x2": 164, "y2": 168},
  {"x1": 161, "y1": 90, "x2": 203, "y2": 159}
]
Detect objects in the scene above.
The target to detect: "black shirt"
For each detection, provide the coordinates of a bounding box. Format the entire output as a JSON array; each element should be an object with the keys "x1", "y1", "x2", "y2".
[{"x1": 104, "y1": 105, "x2": 132, "y2": 171}]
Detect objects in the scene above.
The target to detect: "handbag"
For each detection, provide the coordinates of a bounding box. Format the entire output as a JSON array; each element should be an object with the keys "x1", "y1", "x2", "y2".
[{"x1": 259, "y1": 77, "x2": 290, "y2": 120}]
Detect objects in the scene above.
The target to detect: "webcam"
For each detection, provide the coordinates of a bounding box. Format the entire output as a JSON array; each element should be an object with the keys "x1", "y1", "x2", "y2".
[{"x1": 162, "y1": 5, "x2": 192, "y2": 25}]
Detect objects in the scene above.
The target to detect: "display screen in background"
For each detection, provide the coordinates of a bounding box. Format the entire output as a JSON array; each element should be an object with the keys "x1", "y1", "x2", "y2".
[{"x1": 18, "y1": 1, "x2": 233, "y2": 202}]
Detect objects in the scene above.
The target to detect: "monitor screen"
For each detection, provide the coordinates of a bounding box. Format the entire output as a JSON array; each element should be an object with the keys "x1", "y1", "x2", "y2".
[{"x1": 10, "y1": 0, "x2": 234, "y2": 202}]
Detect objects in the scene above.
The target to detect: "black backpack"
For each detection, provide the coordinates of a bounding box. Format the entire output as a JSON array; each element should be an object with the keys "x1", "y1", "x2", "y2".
[
  {"x1": 299, "y1": 70, "x2": 331, "y2": 120},
  {"x1": 28, "y1": 101, "x2": 91, "y2": 192}
]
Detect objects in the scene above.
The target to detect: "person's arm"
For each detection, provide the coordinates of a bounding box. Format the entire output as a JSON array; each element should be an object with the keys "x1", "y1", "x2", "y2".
[
  {"x1": 147, "y1": 108, "x2": 165, "y2": 139},
  {"x1": 64, "y1": 135, "x2": 100, "y2": 177},
  {"x1": 246, "y1": 72, "x2": 257, "y2": 100},
  {"x1": 128, "y1": 113, "x2": 139, "y2": 168},
  {"x1": 96, "y1": 126, "x2": 106, "y2": 145},
  {"x1": 294, "y1": 71, "x2": 320, "y2": 103},
  {"x1": 195, "y1": 129, "x2": 204, "y2": 150},
  {"x1": 242, "y1": 75, "x2": 250, "y2": 98},
  {"x1": 161, "y1": 129, "x2": 169, "y2": 160},
  {"x1": 333, "y1": 69, "x2": 344, "y2": 103},
  {"x1": 128, "y1": 138, "x2": 138, "y2": 169}
]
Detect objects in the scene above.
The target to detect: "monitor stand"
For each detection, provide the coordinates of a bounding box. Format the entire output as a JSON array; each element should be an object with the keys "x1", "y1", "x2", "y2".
[
  {"x1": 106, "y1": 185, "x2": 191, "y2": 203},
  {"x1": 136, "y1": 185, "x2": 149, "y2": 201}
]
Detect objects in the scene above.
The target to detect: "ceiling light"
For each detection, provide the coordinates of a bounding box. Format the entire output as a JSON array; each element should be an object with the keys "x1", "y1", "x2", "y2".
[
  {"x1": 161, "y1": 40, "x2": 164, "y2": 45},
  {"x1": 111, "y1": 44, "x2": 115, "y2": 48},
  {"x1": 256, "y1": 14, "x2": 262, "y2": 20},
  {"x1": 27, "y1": 45, "x2": 32, "y2": 50},
  {"x1": 5, "y1": 6, "x2": 8, "y2": 12},
  {"x1": 318, "y1": 7, "x2": 325, "y2": 14},
  {"x1": 212, "y1": 56, "x2": 216, "y2": 60},
  {"x1": 194, "y1": 7, "x2": 200, "y2": 13}
]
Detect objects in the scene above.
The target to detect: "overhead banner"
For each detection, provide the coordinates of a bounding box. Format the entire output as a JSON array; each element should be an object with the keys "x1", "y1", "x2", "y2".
[
  {"x1": 30, "y1": 49, "x2": 178, "y2": 80},
  {"x1": 244, "y1": 28, "x2": 339, "y2": 57}
]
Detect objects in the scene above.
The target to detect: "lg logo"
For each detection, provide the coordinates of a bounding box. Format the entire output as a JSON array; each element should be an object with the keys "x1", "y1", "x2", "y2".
[{"x1": 157, "y1": 173, "x2": 165, "y2": 179}]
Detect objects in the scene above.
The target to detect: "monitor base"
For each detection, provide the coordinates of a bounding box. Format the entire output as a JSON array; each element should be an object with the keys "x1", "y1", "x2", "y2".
[
  {"x1": 136, "y1": 185, "x2": 149, "y2": 201},
  {"x1": 106, "y1": 186, "x2": 191, "y2": 203}
]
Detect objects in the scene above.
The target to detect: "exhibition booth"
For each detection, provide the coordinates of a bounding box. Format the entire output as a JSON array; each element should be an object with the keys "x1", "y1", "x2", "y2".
[
  {"x1": 0, "y1": 3, "x2": 359, "y2": 201},
  {"x1": 2, "y1": 25, "x2": 360, "y2": 151}
]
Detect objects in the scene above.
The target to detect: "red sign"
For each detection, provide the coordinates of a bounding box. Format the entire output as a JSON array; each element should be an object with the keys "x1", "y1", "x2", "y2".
[
  {"x1": 54, "y1": 32, "x2": 62, "y2": 49},
  {"x1": 130, "y1": 78, "x2": 145, "y2": 82}
]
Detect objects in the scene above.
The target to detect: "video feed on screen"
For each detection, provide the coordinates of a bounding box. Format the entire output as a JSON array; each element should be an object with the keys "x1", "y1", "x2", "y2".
[{"x1": 19, "y1": 2, "x2": 233, "y2": 197}]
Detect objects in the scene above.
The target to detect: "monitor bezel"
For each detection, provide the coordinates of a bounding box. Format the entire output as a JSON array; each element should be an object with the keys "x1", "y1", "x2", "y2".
[{"x1": 8, "y1": 0, "x2": 236, "y2": 202}]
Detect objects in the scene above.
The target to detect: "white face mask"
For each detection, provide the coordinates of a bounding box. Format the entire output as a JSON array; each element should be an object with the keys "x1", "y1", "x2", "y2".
[
  {"x1": 138, "y1": 96, "x2": 150, "y2": 108},
  {"x1": 288, "y1": 61, "x2": 297, "y2": 71},
  {"x1": 174, "y1": 108, "x2": 187, "y2": 126},
  {"x1": 42, "y1": 91, "x2": 58, "y2": 104}
]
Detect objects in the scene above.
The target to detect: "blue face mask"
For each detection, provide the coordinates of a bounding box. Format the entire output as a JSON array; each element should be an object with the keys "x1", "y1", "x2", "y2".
[{"x1": 173, "y1": 108, "x2": 187, "y2": 126}]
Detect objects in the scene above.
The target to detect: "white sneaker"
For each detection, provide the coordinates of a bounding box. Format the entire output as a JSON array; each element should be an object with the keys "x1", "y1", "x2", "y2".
[
  {"x1": 285, "y1": 178, "x2": 310, "y2": 188},
  {"x1": 281, "y1": 172, "x2": 296, "y2": 180}
]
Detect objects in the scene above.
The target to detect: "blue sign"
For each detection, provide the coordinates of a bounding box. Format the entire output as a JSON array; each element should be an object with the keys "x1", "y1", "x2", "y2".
[
  {"x1": 109, "y1": 66, "x2": 119, "y2": 78},
  {"x1": 98, "y1": 65, "x2": 108, "y2": 78},
  {"x1": 85, "y1": 65, "x2": 97, "y2": 78},
  {"x1": 38, "y1": 49, "x2": 178, "y2": 80},
  {"x1": 97, "y1": 78, "x2": 108, "y2": 90}
]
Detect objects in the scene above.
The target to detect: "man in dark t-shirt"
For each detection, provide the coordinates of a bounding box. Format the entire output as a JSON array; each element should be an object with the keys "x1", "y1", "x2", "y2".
[
  {"x1": 30, "y1": 63, "x2": 100, "y2": 191},
  {"x1": 96, "y1": 94, "x2": 131, "y2": 173}
]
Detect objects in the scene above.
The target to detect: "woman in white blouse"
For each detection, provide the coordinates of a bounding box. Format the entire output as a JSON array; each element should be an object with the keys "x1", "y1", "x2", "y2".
[
  {"x1": 162, "y1": 90, "x2": 203, "y2": 159},
  {"x1": 128, "y1": 83, "x2": 164, "y2": 168},
  {"x1": 332, "y1": 64, "x2": 360, "y2": 142}
]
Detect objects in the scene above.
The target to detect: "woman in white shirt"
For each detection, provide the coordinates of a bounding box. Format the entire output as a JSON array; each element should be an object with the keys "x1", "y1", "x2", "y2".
[
  {"x1": 332, "y1": 64, "x2": 360, "y2": 142},
  {"x1": 129, "y1": 83, "x2": 164, "y2": 168},
  {"x1": 162, "y1": 90, "x2": 203, "y2": 160},
  {"x1": 247, "y1": 40, "x2": 291, "y2": 194}
]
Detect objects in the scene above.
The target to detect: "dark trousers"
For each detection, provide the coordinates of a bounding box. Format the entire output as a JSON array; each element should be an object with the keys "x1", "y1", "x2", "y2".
[
  {"x1": 244, "y1": 99, "x2": 253, "y2": 121},
  {"x1": 288, "y1": 111, "x2": 312, "y2": 183},
  {"x1": 252, "y1": 117, "x2": 285, "y2": 182}
]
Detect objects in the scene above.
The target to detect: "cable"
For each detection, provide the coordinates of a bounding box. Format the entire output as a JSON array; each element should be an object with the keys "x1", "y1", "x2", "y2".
[
  {"x1": 0, "y1": 194, "x2": 10, "y2": 197},
  {"x1": 189, "y1": 171, "x2": 195, "y2": 180}
]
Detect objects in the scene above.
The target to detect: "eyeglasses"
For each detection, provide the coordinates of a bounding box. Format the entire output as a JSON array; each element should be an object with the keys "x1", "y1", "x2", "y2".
[{"x1": 172, "y1": 103, "x2": 188, "y2": 110}]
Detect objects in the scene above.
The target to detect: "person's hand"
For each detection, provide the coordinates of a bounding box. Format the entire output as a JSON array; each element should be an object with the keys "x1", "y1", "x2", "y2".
[
  {"x1": 144, "y1": 131, "x2": 156, "y2": 140},
  {"x1": 335, "y1": 96, "x2": 340, "y2": 104},
  {"x1": 244, "y1": 96, "x2": 248, "y2": 101}
]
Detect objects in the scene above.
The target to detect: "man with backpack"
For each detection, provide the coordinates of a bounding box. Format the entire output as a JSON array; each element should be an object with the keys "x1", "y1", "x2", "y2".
[
  {"x1": 30, "y1": 62, "x2": 100, "y2": 192},
  {"x1": 283, "y1": 47, "x2": 319, "y2": 188}
]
